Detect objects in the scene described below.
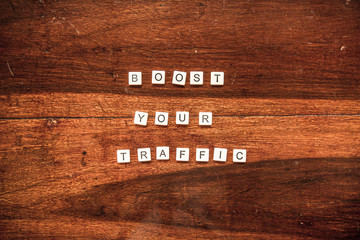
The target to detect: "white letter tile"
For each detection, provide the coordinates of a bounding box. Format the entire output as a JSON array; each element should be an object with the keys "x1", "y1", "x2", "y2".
[
  {"x1": 172, "y1": 71, "x2": 187, "y2": 86},
  {"x1": 233, "y1": 149, "x2": 246, "y2": 163},
  {"x1": 138, "y1": 148, "x2": 151, "y2": 162},
  {"x1": 152, "y1": 70, "x2": 165, "y2": 84},
  {"x1": 117, "y1": 150, "x2": 130, "y2": 163},
  {"x1": 176, "y1": 111, "x2": 189, "y2": 125},
  {"x1": 176, "y1": 148, "x2": 189, "y2": 161},
  {"x1": 128, "y1": 72, "x2": 142, "y2": 85},
  {"x1": 213, "y1": 148, "x2": 227, "y2": 162},
  {"x1": 190, "y1": 71, "x2": 203, "y2": 85},
  {"x1": 155, "y1": 112, "x2": 169, "y2": 126},
  {"x1": 134, "y1": 111, "x2": 148, "y2": 126},
  {"x1": 211, "y1": 72, "x2": 224, "y2": 85},
  {"x1": 156, "y1": 146, "x2": 170, "y2": 160},
  {"x1": 199, "y1": 112, "x2": 212, "y2": 126},
  {"x1": 196, "y1": 148, "x2": 209, "y2": 162}
]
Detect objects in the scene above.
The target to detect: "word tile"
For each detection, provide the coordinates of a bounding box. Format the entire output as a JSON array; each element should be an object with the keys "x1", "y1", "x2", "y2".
[
  {"x1": 128, "y1": 71, "x2": 224, "y2": 86},
  {"x1": 152, "y1": 70, "x2": 166, "y2": 84},
  {"x1": 172, "y1": 71, "x2": 187, "y2": 86},
  {"x1": 138, "y1": 148, "x2": 151, "y2": 162},
  {"x1": 176, "y1": 111, "x2": 189, "y2": 125},
  {"x1": 199, "y1": 112, "x2": 212, "y2": 126},
  {"x1": 134, "y1": 111, "x2": 213, "y2": 126},
  {"x1": 128, "y1": 72, "x2": 142, "y2": 85},
  {"x1": 156, "y1": 146, "x2": 170, "y2": 160},
  {"x1": 155, "y1": 112, "x2": 169, "y2": 126},
  {"x1": 117, "y1": 149, "x2": 130, "y2": 163},
  {"x1": 116, "y1": 148, "x2": 246, "y2": 163},
  {"x1": 211, "y1": 72, "x2": 224, "y2": 85},
  {"x1": 213, "y1": 148, "x2": 228, "y2": 162},
  {"x1": 233, "y1": 149, "x2": 246, "y2": 163},
  {"x1": 190, "y1": 71, "x2": 204, "y2": 85},
  {"x1": 176, "y1": 148, "x2": 190, "y2": 161},
  {"x1": 196, "y1": 148, "x2": 210, "y2": 162},
  {"x1": 134, "y1": 111, "x2": 148, "y2": 126}
]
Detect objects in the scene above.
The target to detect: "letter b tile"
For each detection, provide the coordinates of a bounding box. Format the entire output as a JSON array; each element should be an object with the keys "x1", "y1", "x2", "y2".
[{"x1": 128, "y1": 72, "x2": 142, "y2": 85}]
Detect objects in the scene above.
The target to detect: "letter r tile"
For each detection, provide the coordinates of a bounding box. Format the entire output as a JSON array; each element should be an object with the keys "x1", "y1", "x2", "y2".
[{"x1": 138, "y1": 148, "x2": 151, "y2": 162}]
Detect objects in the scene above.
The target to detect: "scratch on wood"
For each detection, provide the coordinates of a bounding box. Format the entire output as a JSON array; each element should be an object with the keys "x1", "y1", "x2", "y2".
[
  {"x1": 97, "y1": 100, "x2": 106, "y2": 113},
  {"x1": 84, "y1": 190, "x2": 97, "y2": 209},
  {"x1": 7, "y1": 61, "x2": 14, "y2": 76},
  {"x1": 144, "y1": 9, "x2": 154, "y2": 23},
  {"x1": 8, "y1": 0, "x2": 15, "y2": 13},
  {"x1": 68, "y1": 22, "x2": 80, "y2": 34}
]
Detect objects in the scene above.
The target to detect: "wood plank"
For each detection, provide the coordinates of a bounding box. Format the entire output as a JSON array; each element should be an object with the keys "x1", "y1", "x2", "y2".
[
  {"x1": 0, "y1": 138, "x2": 359, "y2": 239},
  {"x1": 0, "y1": 116, "x2": 359, "y2": 239},
  {"x1": 1, "y1": 0, "x2": 359, "y2": 99},
  {"x1": 1, "y1": 0, "x2": 359, "y2": 239},
  {"x1": 1, "y1": 93, "x2": 360, "y2": 118},
  {"x1": 0, "y1": 116, "x2": 359, "y2": 189}
]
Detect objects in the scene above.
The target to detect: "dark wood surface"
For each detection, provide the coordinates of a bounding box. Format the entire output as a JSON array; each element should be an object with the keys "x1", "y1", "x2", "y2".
[{"x1": 1, "y1": 0, "x2": 359, "y2": 239}]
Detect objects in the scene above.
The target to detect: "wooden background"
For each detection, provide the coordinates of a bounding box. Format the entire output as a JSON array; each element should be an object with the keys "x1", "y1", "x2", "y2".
[{"x1": 1, "y1": 0, "x2": 359, "y2": 239}]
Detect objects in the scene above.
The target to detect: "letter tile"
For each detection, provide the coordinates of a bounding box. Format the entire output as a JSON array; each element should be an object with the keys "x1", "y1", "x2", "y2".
[
  {"x1": 213, "y1": 148, "x2": 227, "y2": 162},
  {"x1": 190, "y1": 71, "x2": 203, "y2": 85},
  {"x1": 152, "y1": 70, "x2": 166, "y2": 84},
  {"x1": 233, "y1": 149, "x2": 247, "y2": 163},
  {"x1": 199, "y1": 112, "x2": 212, "y2": 126},
  {"x1": 155, "y1": 112, "x2": 169, "y2": 126},
  {"x1": 176, "y1": 148, "x2": 189, "y2": 161},
  {"x1": 211, "y1": 72, "x2": 224, "y2": 85},
  {"x1": 176, "y1": 111, "x2": 189, "y2": 125},
  {"x1": 196, "y1": 148, "x2": 209, "y2": 162},
  {"x1": 134, "y1": 111, "x2": 148, "y2": 126},
  {"x1": 128, "y1": 72, "x2": 142, "y2": 85},
  {"x1": 138, "y1": 148, "x2": 151, "y2": 162},
  {"x1": 156, "y1": 146, "x2": 170, "y2": 160},
  {"x1": 172, "y1": 71, "x2": 187, "y2": 86},
  {"x1": 117, "y1": 149, "x2": 130, "y2": 163}
]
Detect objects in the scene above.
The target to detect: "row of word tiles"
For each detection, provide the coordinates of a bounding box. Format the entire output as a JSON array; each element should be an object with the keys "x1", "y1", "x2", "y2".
[
  {"x1": 134, "y1": 111, "x2": 212, "y2": 126},
  {"x1": 117, "y1": 148, "x2": 246, "y2": 163},
  {"x1": 128, "y1": 71, "x2": 224, "y2": 86}
]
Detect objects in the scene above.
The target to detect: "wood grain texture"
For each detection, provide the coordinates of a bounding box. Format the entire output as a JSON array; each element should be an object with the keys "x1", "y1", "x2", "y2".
[
  {"x1": 0, "y1": 0, "x2": 359, "y2": 100},
  {"x1": 1, "y1": 93, "x2": 360, "y2": 118},
  {"x1": 0, "y1": 117, "x2": 359, "y2": 239},
  {"x1": 0, "y1": 0, "x2": 360, "y2": 239}
]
